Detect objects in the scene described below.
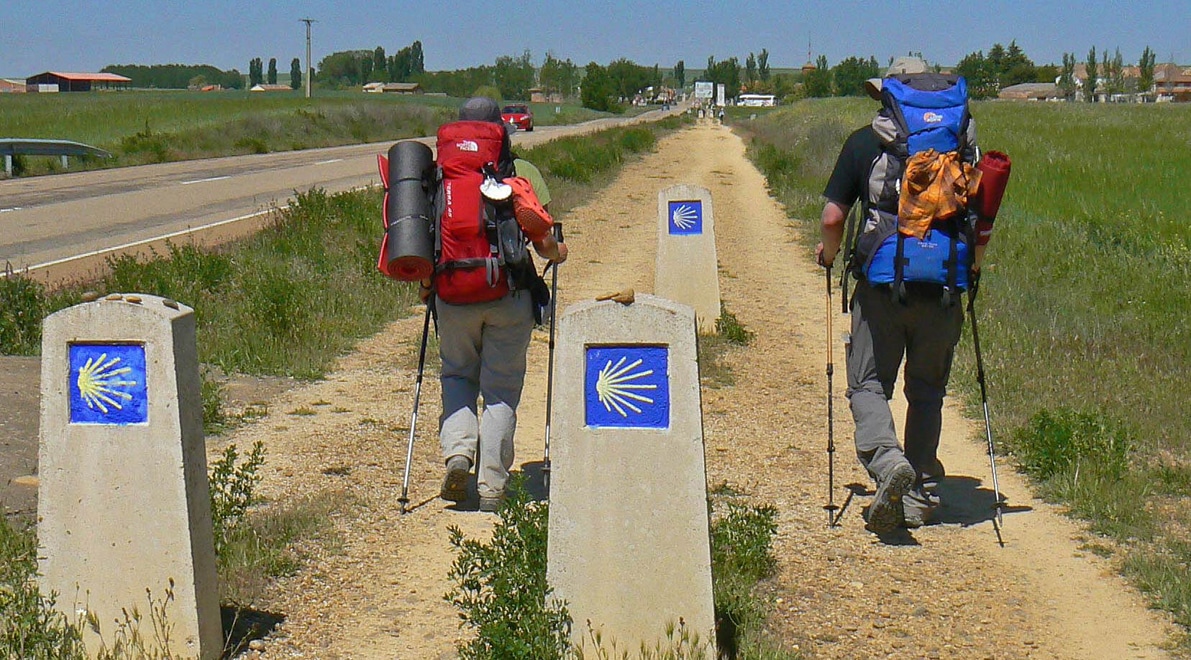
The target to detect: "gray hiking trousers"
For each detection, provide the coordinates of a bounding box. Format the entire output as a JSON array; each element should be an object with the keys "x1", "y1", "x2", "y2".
[
  {"x1": 436, "y1": 292, "x2": 535, "y2": 498},
  {"x1": 846, "y1": 279, "x2": 963, "y2": 489}
]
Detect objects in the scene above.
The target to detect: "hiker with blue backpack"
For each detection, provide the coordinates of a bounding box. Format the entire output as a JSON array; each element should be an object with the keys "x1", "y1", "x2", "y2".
[{"x1": 815, "y1": 57, "x2": 999, "y2": 533}]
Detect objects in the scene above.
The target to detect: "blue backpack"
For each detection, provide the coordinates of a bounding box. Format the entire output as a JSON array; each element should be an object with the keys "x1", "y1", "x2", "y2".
[{"x1": 848, "y1": 73, "x2": 976, "y2": 304}]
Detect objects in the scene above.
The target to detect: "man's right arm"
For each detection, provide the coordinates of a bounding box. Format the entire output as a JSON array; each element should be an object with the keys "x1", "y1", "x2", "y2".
[
  {"x1": 817, "y1": 201, "x2": 849, "y2": 267},
  {"x1": 815, "y1": 128, "x2": 868, "y2": 267},
  {"x1": 532, "y1": 234, "x2": 567, "y2": 263}
]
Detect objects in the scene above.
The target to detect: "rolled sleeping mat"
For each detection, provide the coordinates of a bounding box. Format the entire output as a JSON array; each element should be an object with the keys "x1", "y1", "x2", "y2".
[
  {"x1": 974, "y1": 150, "x2": 1011, "y2": 222},
  {"x1": 384, "y1": 141, "x2": 435, "y2": 281}
]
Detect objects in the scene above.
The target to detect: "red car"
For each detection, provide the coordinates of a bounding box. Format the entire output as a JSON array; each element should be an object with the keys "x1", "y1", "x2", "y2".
[{"x1": 501, "y1": 104, "x2": 534, "y2": 131}]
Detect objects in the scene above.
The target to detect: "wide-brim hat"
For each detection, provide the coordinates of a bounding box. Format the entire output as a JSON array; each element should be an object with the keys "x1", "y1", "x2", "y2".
[{"x1": 864, "y1": 56, "x2": 931, "y2": 100}]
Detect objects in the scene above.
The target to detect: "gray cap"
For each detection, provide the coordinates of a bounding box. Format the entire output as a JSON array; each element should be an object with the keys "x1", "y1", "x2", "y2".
[
  {"x1": 864, "y1": 56, "x2": 931, "y2": 100},
  {"x1": 459, "y1": 96, "x2": 502, "y2": 123}
]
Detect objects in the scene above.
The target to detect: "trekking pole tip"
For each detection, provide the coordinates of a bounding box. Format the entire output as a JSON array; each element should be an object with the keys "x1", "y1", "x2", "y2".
[{"x1": 824, "y1": 504, "x2": 840, "y2": 527}]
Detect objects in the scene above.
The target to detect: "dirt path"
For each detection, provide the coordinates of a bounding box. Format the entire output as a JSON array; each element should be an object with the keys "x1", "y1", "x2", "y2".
[{"x1": 226, "y1": 121, "x2": 1177, "y2": 659}]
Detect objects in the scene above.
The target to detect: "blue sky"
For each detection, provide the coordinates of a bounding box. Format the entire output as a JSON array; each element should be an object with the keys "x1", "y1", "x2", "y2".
[{"x1": 1, "y1": 1, "x2": 1187, "y2": 78}]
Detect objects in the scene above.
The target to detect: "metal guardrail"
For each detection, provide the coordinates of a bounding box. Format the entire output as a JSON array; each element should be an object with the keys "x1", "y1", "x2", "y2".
[{"x1": 0, "y1": 138, "x2": 111, "y2": 176}]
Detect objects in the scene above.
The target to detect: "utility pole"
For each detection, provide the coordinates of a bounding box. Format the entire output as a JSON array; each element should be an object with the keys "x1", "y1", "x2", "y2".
[{"x1": 300, "y1": 17, "x2": 316, "y2": 99}]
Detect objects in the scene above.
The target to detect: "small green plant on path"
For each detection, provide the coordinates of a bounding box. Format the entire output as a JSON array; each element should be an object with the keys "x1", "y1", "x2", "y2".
[
  {"x1": 445, "y1": 475, "x2": 572, "y2": 660},
  {"x1": 208, "y1": 441, "x2": 266, "y2": 557},
  {"x1": 698, "y1": 305, "x2": 754, "y2": 388}
]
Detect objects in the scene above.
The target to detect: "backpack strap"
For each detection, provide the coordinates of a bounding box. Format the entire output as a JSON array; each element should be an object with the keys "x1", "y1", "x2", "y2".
[
  {"x1": 892, "y1": 231, "x2": 907, "y2": 304},
  {"x1": 943, "y1": 222, "x2": 958, "y2": 307},
  {"x1": 840, "y1": 203, "x2": 860, "y2": 313}
]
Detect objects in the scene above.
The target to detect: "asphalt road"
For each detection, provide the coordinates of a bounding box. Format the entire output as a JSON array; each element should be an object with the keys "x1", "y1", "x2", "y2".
[{"x1": 0, "y1": 109, "x2": 672, "y2": 283}]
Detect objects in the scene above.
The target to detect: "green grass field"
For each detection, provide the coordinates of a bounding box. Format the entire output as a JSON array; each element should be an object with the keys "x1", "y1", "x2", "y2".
[
  {"x1": 0, "y1": 91, "x2": 620, "y2": 175},
  {"x1": 739, "y1": 97, "x2": 1191, "y2": 643}
]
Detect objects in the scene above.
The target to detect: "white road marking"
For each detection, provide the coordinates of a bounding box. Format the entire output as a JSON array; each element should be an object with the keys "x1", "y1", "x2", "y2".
[
  {"x1": 180, "y1": 175, "x2": 231, "y2": 185},
  {"x1": 315, "y1": 158, "x2": 344, "y2": 165},
  {"x1": 3, "y1": 180, "x2": 378, "y2": 279},
  {"x1": 3, "y1": 208, "x2": 273, "y2": 277},
  {"x1": 0, "y1": 207, "x2": 23, "y2": 213}
]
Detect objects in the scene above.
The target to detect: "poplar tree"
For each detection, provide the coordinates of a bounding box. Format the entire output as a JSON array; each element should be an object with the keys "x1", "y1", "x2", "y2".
[
  {"x1": 1084, "y1": 46, "x2": 1098, "y2": 102},
  {"x1": 249, "y1": 57, "x2": 263, "y2": 87},
  {"x1": 290, "y1": 58, "x2": 301, "y2": 90},
  {"x1": 373, "y1": 47, "x2": 386, "y2": 81},
  {"x1": 1138, "y1": 46, "x2": 1156, "y2": 97},
  {"x1": 267, "y1": 58, "x2": 277, "y2": 85},
  {"x1": 804, "y1": 55, "x2": 832, "y2": 98},
  {"x1": 1058, "y1": 53, "x2": 1077, "y2": 100}
]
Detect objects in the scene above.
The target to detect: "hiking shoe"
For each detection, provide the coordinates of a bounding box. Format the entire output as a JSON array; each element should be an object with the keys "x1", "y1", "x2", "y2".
[
  {"x1": 440, "y1": 456, "x2": 470, "y2": 503},
  {"x1": 867, "y1": 461, "x2": 916, "y2": 534},
  {"x1": 903, "y1": 486, "x2": 940, "y2": 529},
  {"x1": 478, "y1": 493, "x2": 504, "y2": 513},
  {"x1": 903, "y1": 507, "x2": 934, "y2": 529}
]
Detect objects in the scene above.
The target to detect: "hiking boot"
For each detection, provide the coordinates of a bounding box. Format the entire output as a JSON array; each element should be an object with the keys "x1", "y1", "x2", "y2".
[
  {"x1": 440, "y1": 456, "x2": 470, "y2": 503},
  {"x1": 903, "y1": 485, "x2": 940, "y2": 529},
  {"x1": 867, "y1": 461, "x2": 916, "y2": 534},
  {"x1": 903, "y1": 506, "x2": 935, "y2": 529},
  {"x1": 478, "y1": 492, "x2": 504, "y2": 513}
]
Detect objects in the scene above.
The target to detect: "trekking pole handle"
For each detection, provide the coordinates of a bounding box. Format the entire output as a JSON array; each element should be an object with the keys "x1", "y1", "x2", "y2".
[{"x1": 554, "y1": 221, "x2": 564, "y2": 243}]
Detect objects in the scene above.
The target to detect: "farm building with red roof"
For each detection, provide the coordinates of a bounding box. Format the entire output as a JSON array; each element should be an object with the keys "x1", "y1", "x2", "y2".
[{"x1": 25, "y1": 71, "x2": 131, "y2": 92}]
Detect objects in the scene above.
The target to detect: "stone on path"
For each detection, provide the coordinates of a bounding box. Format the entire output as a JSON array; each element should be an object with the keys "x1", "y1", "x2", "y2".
[
  {"x1": 547, "y1": 294, "x2": 714, "y2": 652},
  {"x1": 38, "y1": 293, "x2": 221, "y2": 659},
  {"x1": 655, "y1": 184, "x2": 721, "y2": 334}
]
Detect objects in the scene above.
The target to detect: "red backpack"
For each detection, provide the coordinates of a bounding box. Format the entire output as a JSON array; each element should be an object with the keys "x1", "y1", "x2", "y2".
[
  {"x1": 434, "y1": 120, "x2": 513, "y2": 305},
  {"x1": 376, "y1": 121, "x2": 552, "y2": 305}
]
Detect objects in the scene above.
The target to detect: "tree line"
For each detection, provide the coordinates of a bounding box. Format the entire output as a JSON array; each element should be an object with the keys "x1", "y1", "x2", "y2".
[
  {"x1": 108, "y1": 39, "x2": 1166, "y2": 106},
  {"x1": 315, "y1": 41, "x2": 425, "y2": 88},
  {"x1": 100, "y1": 63, "x2": 246, "y2": 90}
]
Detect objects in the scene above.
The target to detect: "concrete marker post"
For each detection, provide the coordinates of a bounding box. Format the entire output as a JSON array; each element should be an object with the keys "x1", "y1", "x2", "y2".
[
  {"x1": 547, "y1": 294, "x2": 715, "y2": 652},
  {"x1": 655, "y1": 184, "x2": 721, "y2": 334},
  {"x1": 38, "y1": 293, "x2": 221, "y2": 659}
]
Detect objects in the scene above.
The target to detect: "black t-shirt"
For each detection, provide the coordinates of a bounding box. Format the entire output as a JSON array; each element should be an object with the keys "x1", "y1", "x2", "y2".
[{"x1": 822, "y1": 126, "x2": 882, "y2": 209}]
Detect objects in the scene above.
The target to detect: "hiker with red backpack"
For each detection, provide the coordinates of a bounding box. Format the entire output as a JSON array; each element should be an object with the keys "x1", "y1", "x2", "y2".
[
  {"x1": 815, "y1": 57, "x2": 1009, "y2": 533},
  {"x1": 426, "y1": 97, "x2": 566, "y2": 512}
]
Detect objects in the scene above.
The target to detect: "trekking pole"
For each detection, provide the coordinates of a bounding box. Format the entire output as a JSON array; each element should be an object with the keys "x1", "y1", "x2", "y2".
[
  {"x1": 398, "y1": 299, "x2": 434, "y2": 515},
  {"x1": 966, "y1": 278, "x2": 1005, "y2": 531},
  {"x1": 824, "y1": 265, "x2": 839, "y2": 527},
  {"x1": 542, "y1": 222, "x2": 563, "y2": 492}
]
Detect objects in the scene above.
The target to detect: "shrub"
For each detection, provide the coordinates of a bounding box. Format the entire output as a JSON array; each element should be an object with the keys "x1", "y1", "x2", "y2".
[
  {"x1": 0, "y1": 273, "x2": 46, "y2": 355},
  {"x1": 208, "y1": 441, "x2": 266, "y2": 557},
  {"x1": 445, "y1": 476, "x2": 571, "y2": 660},
  {"x1": 709, "y1": 491, "x2": 780, "y2": 657},
  {"x1": 716, "y1": 306, "x2": 755, "y2": 346},
  {"x1": 1009, "y1": 407, "x2": 1132, "y2": 481}
]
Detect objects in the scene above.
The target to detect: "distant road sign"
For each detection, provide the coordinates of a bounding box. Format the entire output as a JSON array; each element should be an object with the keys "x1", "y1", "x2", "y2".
[
  {"x1": 716, "y1": 83, "x2": 725, "y2": 106},
  {"x1": 694, "y1": 81, "x2": 713, "y2": 100}
]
